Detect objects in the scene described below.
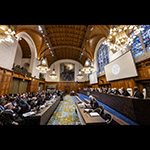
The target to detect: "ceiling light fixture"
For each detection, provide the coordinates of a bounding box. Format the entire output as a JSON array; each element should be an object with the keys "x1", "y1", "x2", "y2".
[
  {"x1": 0, "y1": 25, "x2": 15, "y2": 44},
  {"x1": 77, "y1": 69, "x2": 84, "y2": 80},
  {"x1": 103, "y1": 25, "x2": 144, "y2": 53},
  {"x1": 36, "y1": 57, "x2": 50, "y2": 73},
  {"x1": 81, "y1": 58, "x2": 95, "y2": 74},
  {"x1": 49, "y1": 68, "x2": 57, "y2": 79}
]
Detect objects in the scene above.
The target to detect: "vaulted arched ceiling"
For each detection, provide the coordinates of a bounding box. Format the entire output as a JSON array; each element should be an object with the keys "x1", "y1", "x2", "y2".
[{"x1": 12, "y1": 25, "x2": 111, "y2": 66}]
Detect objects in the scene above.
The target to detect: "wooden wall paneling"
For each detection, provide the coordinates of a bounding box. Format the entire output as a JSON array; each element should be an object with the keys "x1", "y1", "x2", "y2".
[
  {"x1": 10, "y1": 78, "x2": 19, "y2": 94},
  {"x1": 45, "y1": 81, "x2": 89, "y2": 94},
  {"x1": 28, "y1": 79, "x2": 39, "y2": 93},
  {"x1": 0, "y1": 69, "x2": 13, "y2": 95},
  {"x1": 32, "y1": 79, "x2": 39, "y2": 92},
  {"x1": 18, "y1": 80, "x2": 29, "y2": 94}
]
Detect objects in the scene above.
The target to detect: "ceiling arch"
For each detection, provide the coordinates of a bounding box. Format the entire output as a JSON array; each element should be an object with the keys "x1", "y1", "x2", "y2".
[{"x1": 13, "y1": 25, "x2": 110, "y2": 66}]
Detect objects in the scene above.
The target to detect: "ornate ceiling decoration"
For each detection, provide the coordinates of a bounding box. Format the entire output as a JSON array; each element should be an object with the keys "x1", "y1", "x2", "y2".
[{"x1": 13, "y1": 25, "x2": 111, "y2": 66}]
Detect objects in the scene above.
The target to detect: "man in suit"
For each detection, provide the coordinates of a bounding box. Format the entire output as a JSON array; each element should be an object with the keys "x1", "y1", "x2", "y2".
[
  {"x1": 121, "y1": 87, "x2": 130, "y2": 96},
  {"x1": 1, "y1": 103, "x2": 24, "y2": 125},
  {"x1": 133, "y1": 86, "x2": 144, "y2": 99},
  {"x1": 0, "y1": 99, "x2": 7, "y2": 112},
  {"x1": 113, "y1": 88, "x2": 121, "y2": 95},
  {"x1": 89, "y1": 95, "x2": 99, "y2": 110}
]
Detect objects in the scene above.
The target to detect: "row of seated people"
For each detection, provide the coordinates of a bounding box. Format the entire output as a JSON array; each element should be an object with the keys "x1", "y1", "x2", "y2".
[
  {"x1": 83, "y1": 86, "x2": 144, "y2": 99},
  {"x1": 0, "y1": 89, "x2": 64, "y2": 125}
]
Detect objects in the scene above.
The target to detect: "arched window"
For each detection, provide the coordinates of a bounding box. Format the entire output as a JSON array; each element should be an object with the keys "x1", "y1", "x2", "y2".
[
  {"x1": 131, "y1": 25, "x2": 150, "y2": 58},
  {"x1": 97, "y1": 44, "x2": 109, "y2": 75},
  {"x1": 139, "y1": 25, "x2": 150, "y2": 52},
  {"x1": 131, "y1": 35, "x2": 143, "y2": 58}
]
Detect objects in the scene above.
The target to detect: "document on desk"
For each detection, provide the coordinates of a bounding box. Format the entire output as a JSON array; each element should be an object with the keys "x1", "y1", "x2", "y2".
[
  {"x1": 40, "y1": 105, "x2": 46, "y2": 109},
  {"x1": 22, "y1": 111, "x2": 36, "y2": 117},
  {"x1": 84, "y1": 109, "x2": 92, "y2": 113},
  {"x1": 89, "y1": 112, "x2": 100, "y2": 117}
]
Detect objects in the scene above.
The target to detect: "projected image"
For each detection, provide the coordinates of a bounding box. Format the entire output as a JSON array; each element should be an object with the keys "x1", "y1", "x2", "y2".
[
  {"x1": 104, "y1": 51, "x2": 138, "y2": 81},
  {"x1": 111, "y1": 64, "x2": 120, "y2": 75},
  {"x1": 89, "y1": 72, "x2": 98, "y2": 85},
  {"x1": 60, "y1": 63, "x2": 75, "y2": 81}
]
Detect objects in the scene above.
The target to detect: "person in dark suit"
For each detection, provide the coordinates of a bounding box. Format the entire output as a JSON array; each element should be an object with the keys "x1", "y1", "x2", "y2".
[
  {"x1": 113, "y1": 88, "x2": 121, "y2": 95},
  {"x1": 121, "y1": 87, "x2": 130, "y2": 96},
  {"x1": 1, "y1": 103, "x2": 24, "y2": 125},
  {"x1": 89, "y1": 95, "x2": 99, "y2": 110},
  {"x1": 0, "y1": 99, "x2": 7, "y2": 112},
  {"x1": 133, "y1": 86, "x2": 144, "y2": 99},
  {"x1": 18, "y1": 97, "x2": 31, "y2": 114},
  {"x1": 27, "y1": 98, "x2": 37, "y2": 111}
]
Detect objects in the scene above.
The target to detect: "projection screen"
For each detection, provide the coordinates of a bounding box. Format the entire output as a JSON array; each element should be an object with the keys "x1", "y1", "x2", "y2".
[
  {"x1": 89, "y1": 71, "x2": 98, "y2": 84},
  {"x1": 104, "y1": 51, "x2": 138, "y2": 81}
]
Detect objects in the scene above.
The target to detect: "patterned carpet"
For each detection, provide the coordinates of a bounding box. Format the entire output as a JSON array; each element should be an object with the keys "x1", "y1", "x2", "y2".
[{"x1": 47, "y1": 95, "x2": 81, "y2": 125}]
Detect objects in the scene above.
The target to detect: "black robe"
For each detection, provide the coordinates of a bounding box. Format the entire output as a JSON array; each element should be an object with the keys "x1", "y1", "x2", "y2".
[{"x1": 1, "y1": 109, "x2": 24, "y2": 125}]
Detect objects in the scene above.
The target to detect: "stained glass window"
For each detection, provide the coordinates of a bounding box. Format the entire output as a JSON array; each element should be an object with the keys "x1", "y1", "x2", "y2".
[
  {"x1": 139, "y1": 25, "x2": 150, "y2": 52},
  {"x1": 97, "y1": 44, "x2": 109, "y2": 75},
  {"x1": 131, "y1": 35, "x2": 144, "y2": 58}
]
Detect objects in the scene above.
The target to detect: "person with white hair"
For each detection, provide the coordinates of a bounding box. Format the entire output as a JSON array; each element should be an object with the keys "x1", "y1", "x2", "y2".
[
  {"x1": 88, "y1": 95, "x2": 99, "y2": 110},
  {"x1": 1, "y1": 103, "x2": 24, "y2": 125}
]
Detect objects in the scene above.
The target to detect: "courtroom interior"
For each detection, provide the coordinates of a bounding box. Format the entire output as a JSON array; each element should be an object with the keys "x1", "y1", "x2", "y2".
[{"x1": 0, "y1": 25, "x2": 150, "y2": 125}]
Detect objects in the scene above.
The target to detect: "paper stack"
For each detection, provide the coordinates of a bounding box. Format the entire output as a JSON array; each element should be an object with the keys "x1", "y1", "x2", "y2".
[
  {"x1": 22, "y1": 111, "x2": 36, "y2": 117},
  {"x1": 89, "y1": 112, "x2": 100, "y2": 117}
]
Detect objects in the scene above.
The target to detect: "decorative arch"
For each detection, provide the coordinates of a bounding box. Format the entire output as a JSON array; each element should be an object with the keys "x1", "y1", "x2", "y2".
[{"x1": 15, "y1": 32, "x2": 39, "y2": 77}]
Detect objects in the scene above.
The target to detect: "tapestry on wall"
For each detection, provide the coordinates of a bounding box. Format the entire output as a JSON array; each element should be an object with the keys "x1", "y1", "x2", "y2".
[{"x1": 60, "y1": 63, "x2": 75, "y2": 81}]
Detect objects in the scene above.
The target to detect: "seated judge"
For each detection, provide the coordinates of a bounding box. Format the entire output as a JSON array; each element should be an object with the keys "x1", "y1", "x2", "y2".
[
  {"x1": 120, "y1": 87, "x2": 130, "y2": 96},
  {"x1": 88, "y1": 95, "x2": 99, "y2": 110},
  {"x1": 133, "y1": 86, "x2": 144, "y2": 99},
  {"x1": 113, "y1": 88, "x2": 121, "y2": 95}
]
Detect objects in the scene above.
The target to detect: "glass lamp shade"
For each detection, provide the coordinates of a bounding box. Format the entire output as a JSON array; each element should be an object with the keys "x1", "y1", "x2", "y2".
[
  {"x1": 81, "y1": 66, "x2": 92, "y2": 74},
  {"x1": 77, "y1": 69, "x2": 84, "y2": 80},
  {"x1": 0, "y1": 25, "x2": 15, "y2": 43},
  {"x1": 81, "y1": 58, "x2": 92, "y2": 74},
  {"x1": 36, "y1": 57, "x2": 50, "y2": 73},
  {"x1": 49, "y1": 69, "x2": 57, "y2": 79},
  {"x1": 104, "y1": 25, "x2": 145, "y2": 52}
]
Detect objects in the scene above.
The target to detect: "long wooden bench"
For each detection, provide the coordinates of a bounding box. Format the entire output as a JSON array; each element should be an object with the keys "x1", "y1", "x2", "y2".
[{"x1": 75, "y1": 94, "x2": 130, "y2": 125}]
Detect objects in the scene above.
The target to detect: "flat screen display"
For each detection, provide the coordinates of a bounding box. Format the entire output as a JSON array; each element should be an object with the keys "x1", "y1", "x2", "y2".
[{"x1": 104, "y1": 51, "x2": 138, "y2": 81}]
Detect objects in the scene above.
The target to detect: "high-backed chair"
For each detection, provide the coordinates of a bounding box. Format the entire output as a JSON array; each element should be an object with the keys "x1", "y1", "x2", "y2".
[{"x1": 101, "y1": 113, "x2": 113, "y2": 124}]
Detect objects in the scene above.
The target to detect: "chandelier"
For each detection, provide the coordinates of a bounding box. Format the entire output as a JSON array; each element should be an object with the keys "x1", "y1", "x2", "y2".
[
  {"x1": 103, "y1": 25, "x2": 144, "y2": 52},
  {"x1": 0, "y1": 25, "x2": 15, "y2": 43},
  {"x1": 81, "y1": 58, "x2": 95, "y2": 74},
  {"x1": 76, "y1": 69, "x2": 84, "y2": 80},
  {"x1": 36, "y1": 57, "x2": 50, "y2": 73},
  {"x1": 49, "y1": 68, "x2": 57, "y2": 79}
]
